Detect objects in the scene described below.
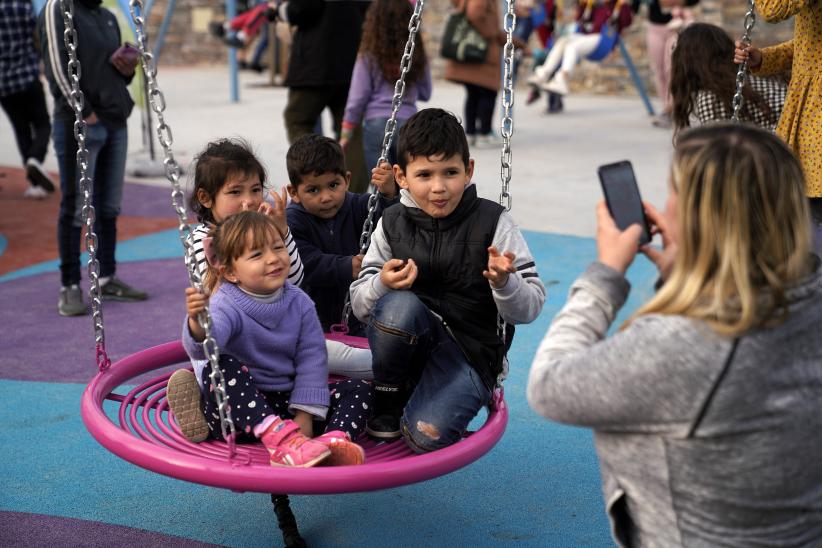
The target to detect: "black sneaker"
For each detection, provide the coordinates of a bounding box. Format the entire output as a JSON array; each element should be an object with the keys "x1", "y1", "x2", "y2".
[
  {"x1": 366, "y1": 413, "x2": 401, "y2": 439},
  {"x1": 224, "y1": 34, "x2": 246, "y2": 48},
  {"x1": 101, "y1": 277, "x2": 149, "y2": 302},
  {"x1": 208, "y1": 20, "x2": 226, "y2": 38},
  {"x1": 525, "y1": 85, "x2": 540, "y2": 106},
  {"x1": 26, "y1": 158, "x2": 56, "y2": 192}
]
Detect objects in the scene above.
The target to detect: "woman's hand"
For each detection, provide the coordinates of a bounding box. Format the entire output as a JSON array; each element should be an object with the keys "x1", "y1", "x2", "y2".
[
  {"x1": 380, "y1": 258, "x2": 417, "y2": 289},
  {"x1": 185, "y1": 286, "x2": 208, "y2": 342},
  {"x1": 595, "y1": 201, "x2": 642, "y2": 275},
  {"x1": 640, "y1": 201, "x2": 678, "y2": 283},
  {"x1": 734, "y1": 40, "x2": 762, "y2": 70}
]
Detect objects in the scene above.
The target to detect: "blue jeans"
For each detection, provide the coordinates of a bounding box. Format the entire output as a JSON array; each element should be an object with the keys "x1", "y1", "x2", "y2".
[
  {"x1": 53, "y1": 119, "x2": 128, "y2": 286},
  {"x1": 362, "y1": 117, "x2": 406, "y2": 171},
  {"x1": 368, "y1": 291, "x2": 492, "y2": 453}
]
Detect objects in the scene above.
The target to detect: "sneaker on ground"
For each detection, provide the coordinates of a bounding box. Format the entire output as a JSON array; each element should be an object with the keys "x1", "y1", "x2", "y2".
[
  {"x1": 23, "y1": 185, "x2": 48, "y2": 199},
  {"x1": 366, "y1": 413, "x2": 401, "y2": 440},
  {"x1": 474, "y1": 133, "x2": 501, "y2": 149},
  {"x1": 25, "y1": 158, "x2": 56, "y2": 192},
  {"x1": 525, "y1": 73, "x2": 542, "y2": 87},
  {"x1": 652, "y1": 113, "x2": 672, "y2": 129},
  {"x1": 314, "y1": 430, "x2": 365, "y2": 465},
  {"x1": 101, "y1": 277, "x2": 149, "y2": 302},
  {"x1": 543, "y1": 72, "x2": 568, "y2": 95},
  {"x1": 260, "y1": 417, "x2": 331, "y2": 467},
  {"x1": 58, "y1": 285, "x2": 87, "y2": 316},
  {"x1": 166, "y1": 369, "x2": 210, "y2": 442}
]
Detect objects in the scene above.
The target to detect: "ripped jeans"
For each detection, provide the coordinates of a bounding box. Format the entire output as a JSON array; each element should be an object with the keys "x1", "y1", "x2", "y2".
[{"x1": 368, "y1": 290, "x2": 492, "y2": 453}]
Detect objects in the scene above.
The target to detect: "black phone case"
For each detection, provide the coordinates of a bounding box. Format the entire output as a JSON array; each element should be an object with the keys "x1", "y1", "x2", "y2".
[{"x1": 597, "y1": 160, "x2": 651, "y2": 246}]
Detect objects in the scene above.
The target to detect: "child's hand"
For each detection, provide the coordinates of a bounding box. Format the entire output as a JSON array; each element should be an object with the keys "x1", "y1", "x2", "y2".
[
  {"x1": 371, "y1": 162, "x2": 396, "y2": 199},
  {"x1": 380, "y1": 258, "x2": 417, "y2": 289},
  {"x1": 352, "y1": 254, "x2": 364, "y2": 279},
  {"x1": 483, "y1": 246, "x2": 517, "y2": 289},
  {"x1": 734, "y1": 40, "x2": 762, "y2": 69},
  {"x1": 265, "y1": 186, "x2": 290, "y2": 238},
  {"x1": 185, "y1": 286, "x2": 208, "y2": 341}
]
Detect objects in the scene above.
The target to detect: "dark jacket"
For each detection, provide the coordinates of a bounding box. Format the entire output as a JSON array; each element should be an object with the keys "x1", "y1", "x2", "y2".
[
  {"x1": 287, "y1": 191, "x2": 396, "y2": 330},
  {"x1": 282, "y1": 0, "x2": 371, "y2": 88},
  {"x1": 39, "y1": 0, "x2": 134, "y2": 126},
  {"x1": 381, "y1": 185, "x2": 513, "y2": 389}
]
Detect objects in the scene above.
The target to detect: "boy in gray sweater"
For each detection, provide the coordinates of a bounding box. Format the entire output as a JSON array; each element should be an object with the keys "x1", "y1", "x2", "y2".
[{"x1": 350, "y1": 108, "x2": 545, "y2": 451}]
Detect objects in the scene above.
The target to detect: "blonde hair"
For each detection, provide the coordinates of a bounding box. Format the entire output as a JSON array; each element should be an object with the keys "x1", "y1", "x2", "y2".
[
  {"x1": 204, "y1": 211, "x2": 282, "y2": 293},
  {"x1": 630, "y1": 124, "x2": 813, "y2": 336}
]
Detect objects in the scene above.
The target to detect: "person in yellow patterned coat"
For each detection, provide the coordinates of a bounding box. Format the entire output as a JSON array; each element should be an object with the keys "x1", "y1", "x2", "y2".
[{"x1": 735, "y1": 1, "x2": 820, "y2": 203}]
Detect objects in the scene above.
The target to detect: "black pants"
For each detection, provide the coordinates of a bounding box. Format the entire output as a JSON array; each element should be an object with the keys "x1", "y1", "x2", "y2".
[
  {"x1": 0, "y1": 79, "x2": 51, "y2": 165},
  {"x1": 463, "y1": 83, "x2": 497, "y2": 136}
]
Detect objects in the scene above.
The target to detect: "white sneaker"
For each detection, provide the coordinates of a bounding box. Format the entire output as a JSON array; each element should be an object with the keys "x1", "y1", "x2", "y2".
[
  {"x1": 543, "y1": 72, "x2": 569, "y2": 96},
  {"x1": 25, "y1": 158, "x2": 56, "y2": 192},
  {"x1": 23, "y1": 186, "x2": 48, "y2": 199},
  {"x1": 525, "y1": 73, "x2": 543, "y2": 87}
]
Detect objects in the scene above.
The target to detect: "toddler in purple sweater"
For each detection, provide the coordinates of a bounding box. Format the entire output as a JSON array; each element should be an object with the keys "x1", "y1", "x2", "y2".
[{"x1": 175, "y1": 211, "x2": 372, "y2": 470}]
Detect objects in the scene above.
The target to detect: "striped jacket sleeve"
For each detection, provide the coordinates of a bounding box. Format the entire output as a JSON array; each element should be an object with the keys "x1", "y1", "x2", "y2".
[{"x1": 39, "y1": 0, "x2": 92, "y2": 118}]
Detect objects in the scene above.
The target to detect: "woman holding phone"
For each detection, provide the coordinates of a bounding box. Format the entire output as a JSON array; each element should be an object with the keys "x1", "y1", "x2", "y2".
[{"x1": 527, "y1": 124, "x2": 822, "y2": 546}]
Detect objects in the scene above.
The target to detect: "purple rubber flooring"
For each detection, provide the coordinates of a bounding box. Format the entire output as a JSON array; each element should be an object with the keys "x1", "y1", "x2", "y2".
[
  {"x1": 0, "y1": 512, "x2": 219, "y2": 547},
  {"x1": 0, "y1": 258, "x2": 189, "y2": 383}
]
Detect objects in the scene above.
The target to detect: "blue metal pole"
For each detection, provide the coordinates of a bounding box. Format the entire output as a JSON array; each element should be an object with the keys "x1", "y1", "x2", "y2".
[
  {"x1": 618, "y1": 39, "x2": 655, "y2": 116},
  {"x1": 151, "y1": 0, "x2": 176, "y2": 61},
  {"x1": 227, "y1": 0, "x2": 239, "y2": 102}
]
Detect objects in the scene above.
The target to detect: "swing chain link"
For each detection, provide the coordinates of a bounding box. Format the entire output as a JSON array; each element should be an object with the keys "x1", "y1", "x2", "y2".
[
  {"x1": 59, "y1": 0, "x2": 110, "y2": 372},
  {"x1": 337, "y1": 0, "x2": 426, "y2": 331},
  {"x1": 731, "y1": 0, "x2": 756, "y2": 122},
  {"x1": 499, "y1": 0, "x2": 516, "y2": 212},
  {"x1": 128, "y1": 0, "x2": 237, "y2": 445},
  {"x1": 358, "y1": 0, "x2": 426, "y2": 255}
]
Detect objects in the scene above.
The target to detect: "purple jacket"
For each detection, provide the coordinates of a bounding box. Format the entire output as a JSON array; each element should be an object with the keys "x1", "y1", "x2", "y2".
[
  {"x1": 343, "y1": 54, "x2": 432, "y2": 126},
  {"x1": 182, "y1": 282, "x2": 329, "y2": 407}
]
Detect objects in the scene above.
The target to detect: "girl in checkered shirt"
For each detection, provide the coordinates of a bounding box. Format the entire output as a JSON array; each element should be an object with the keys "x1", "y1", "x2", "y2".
[{"x1": 669, "y1": 23, "x2": 786, "y2": 135}]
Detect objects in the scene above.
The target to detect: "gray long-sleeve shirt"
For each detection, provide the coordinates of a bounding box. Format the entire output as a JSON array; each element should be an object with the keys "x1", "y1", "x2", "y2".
[{"x1": 528, "y1": 261, "x2": 822, "y2": 547}]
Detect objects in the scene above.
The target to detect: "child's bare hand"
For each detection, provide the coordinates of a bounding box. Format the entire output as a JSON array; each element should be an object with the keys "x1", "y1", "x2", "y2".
[
  {"x1": 483, "y1": 246, "x2": 516, "y2": 288},
  {"x1": 380, "y1": 258, "x2": 417, "y2": 289},
  {"x1": 265, "y1": 186, "x2": 290, "y2": 238},
  {"x1": 734, "y1": 40, "x2": 762, "y2": 69},
  {"x1": 185, "y1": 286, "x2": 208, "y2": 341},
  {"x1": 352, "y1": 254, "x2": 364, "y2": 279},
  {"x1": 371, "y1": 162, "x2": 396, "y2": 199}
]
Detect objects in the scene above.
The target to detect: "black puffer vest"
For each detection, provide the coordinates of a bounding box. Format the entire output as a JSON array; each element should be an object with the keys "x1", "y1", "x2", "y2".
[{"x1": 382, "y1": 185, "x2": 514, "y2": 389}]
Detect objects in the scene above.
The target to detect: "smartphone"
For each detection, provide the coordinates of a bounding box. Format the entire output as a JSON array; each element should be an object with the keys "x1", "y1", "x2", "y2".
[{"x1": 597, "y1": 160, "x2": 651, "y2": 246}]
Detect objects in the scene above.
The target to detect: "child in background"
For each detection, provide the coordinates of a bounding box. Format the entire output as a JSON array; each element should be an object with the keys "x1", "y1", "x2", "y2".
[
  {"x1": 340, "y1": 0, "x2": 432, "y2": 172},
  {"x1": 179, "y1": 211, "x2": 372, "y2": 547},
  {"x1": 527, "y1": 0, "x2": 633, "y2": 97},
  {"x1": 349, "y1": 108, "x2": 545, "y2": 449},
  {"x1": 286, "y1": 134, "x2": 398, "y2": 335}
]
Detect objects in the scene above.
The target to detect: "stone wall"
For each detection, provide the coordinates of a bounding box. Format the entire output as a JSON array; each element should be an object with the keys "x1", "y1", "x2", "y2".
[{"x1": 146, "y1": 0, "x2": 794, "y2": 98}]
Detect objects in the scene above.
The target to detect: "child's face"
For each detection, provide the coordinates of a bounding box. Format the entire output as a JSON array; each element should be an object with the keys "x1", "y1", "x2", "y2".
[
  {"x1": 394, "y1": 154, "x2": 474, "y2": 218},
  {"x1": 223, "y1": 230, "x2": 290, "y2": 294},
  {"x1": 199, "y1": 172, "x2": 265, "y2": 223},
  {"x1": 288, "y1": 171, "x2": 350, "y2": 220}
]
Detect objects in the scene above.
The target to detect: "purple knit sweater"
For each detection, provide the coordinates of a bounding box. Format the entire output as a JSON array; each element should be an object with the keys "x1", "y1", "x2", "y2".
[{"x1": 182, "y1": 282, "x2": 329, "y2": 408}]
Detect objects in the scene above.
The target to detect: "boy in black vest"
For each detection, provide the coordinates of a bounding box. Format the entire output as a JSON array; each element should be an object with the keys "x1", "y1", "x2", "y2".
[{"x1": 350, "y1": 109, "x2": 546, "y2": 451}]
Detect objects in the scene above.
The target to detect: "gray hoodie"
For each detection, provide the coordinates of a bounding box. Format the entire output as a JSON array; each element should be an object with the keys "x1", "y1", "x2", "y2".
[{"x1": 528, "y1": 261, "x2": 822, "y2": 546}]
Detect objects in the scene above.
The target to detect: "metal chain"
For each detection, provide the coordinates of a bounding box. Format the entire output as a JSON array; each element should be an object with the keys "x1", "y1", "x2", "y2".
[
  {"x1": 337, "y1": 0, "x2": 426, "y2": 330},
  {"x1": 358, "y1": 0, "x2": 426, "y2": 254},
  {"x1": 731, "y1": 0, "x2": 757, "y2": 122},
  {"x1": 127, "y1": 0, "x2": 237, "y2": 445},
  {"x1": 499, "y1": 0, "x2": 516, "y2": 212},
  {"x1": 59, "y1": 0, "x2": 110, "y2": 372}
]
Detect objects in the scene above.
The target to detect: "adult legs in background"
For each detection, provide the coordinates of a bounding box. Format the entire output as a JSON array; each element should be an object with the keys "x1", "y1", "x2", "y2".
[
  {"x1": 646, "y1": 22, "x2": 677, "y2": 127},
  {"x1": 463, "y1": 83, "x2": 480, "y2": 141},
  {"x1": 362, "y1": 117, "x2": 406, "y2": 172},
  {"x1": 464, "y1": 83, "x2": 497, "y2": 143},
  {"x1": 0, "y1": 79, "x2": 54, "y2": 195}
]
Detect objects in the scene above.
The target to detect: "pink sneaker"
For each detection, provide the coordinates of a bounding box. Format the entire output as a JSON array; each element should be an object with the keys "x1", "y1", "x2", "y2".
[
  {"x1": 314, "y1": 430, "x2": 366, "y2": 466},
  {"x1": 258, "y1": 417, "x2": 330, "y2": 468}
]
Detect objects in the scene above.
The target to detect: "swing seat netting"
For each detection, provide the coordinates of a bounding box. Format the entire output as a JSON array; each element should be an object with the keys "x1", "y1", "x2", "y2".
[{"x1": 81, "y1": 339, "x2": 508, "y2": 494}]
